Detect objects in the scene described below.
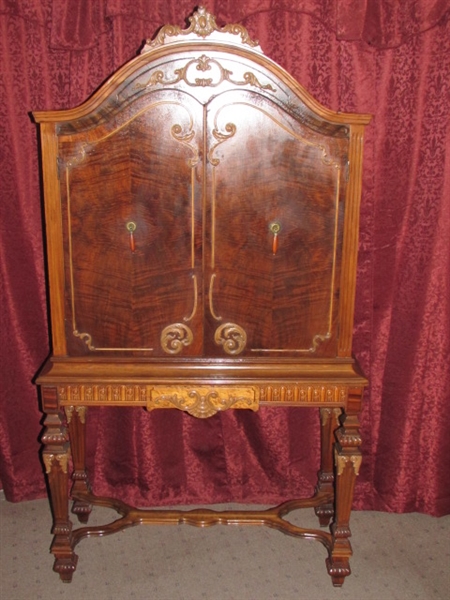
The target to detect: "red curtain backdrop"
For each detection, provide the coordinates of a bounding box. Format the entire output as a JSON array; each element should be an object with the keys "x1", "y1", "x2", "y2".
[{"x1": 1, "y1": 0, "x2": 449, "y2": 515}]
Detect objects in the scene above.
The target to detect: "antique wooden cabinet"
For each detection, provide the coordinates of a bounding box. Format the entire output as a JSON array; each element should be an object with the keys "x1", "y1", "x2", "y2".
[{"x1": 34, "y1": 7, "x2": 371, "y2": 586}]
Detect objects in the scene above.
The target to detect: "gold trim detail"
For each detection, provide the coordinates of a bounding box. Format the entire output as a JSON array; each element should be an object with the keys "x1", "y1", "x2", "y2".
[
  {"x1": 170, "y1": 122, "x2": 199, "y2": 167},
  {"x1": 71, "y1": 330, "x2": 155, "y2": 352},
  {"x1": 210, "y1": 103, "x2": 341, "y2": 170},
  {"x1": 208, "y1": 122, "x2": 237, "y2": 166},
  {"x1": 184, "y1": 275, "x2": 198, "y2": 322},
  {"x1": 259, "y1": 386, "x2": 348, "y2": 404},
  {"x1": 142, "y1": 7, "x2": 261, "y2": 52},
  {"x1": 138, "y1": 56, "x2": 274, "y2": 93},
  {"x1": 43, "y1": 453, "x2": 69, "y2": 475},
  {"x1": 214, "y1": 323, "x2": 247, "y2": 355},
  {"x1": 58, "y1": 385, "x2": 152, "y2": 405},
  {"x1": 335, "y1": 451, "x2": 362, "y2": 477},
  {"x1": 161, "y1": 323, "x2": 194, "y2": 354},
  {"x1": 209, "y1": 274, "x2": 222, "y2": 320},
  {"x1": 320, "y1": 407, "x2": 342, "y2": 427},
  {"x1": 64, "y1": 406, "x2": 86, "y2": 424},
  {"x1": 148, "y1": 386, "x2": 258, "y2": 418}
]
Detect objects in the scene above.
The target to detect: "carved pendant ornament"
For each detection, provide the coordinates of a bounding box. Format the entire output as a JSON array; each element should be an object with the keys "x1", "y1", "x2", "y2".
[{"x1": 148, "y1": 385, "x2": 258, "y2": 418}]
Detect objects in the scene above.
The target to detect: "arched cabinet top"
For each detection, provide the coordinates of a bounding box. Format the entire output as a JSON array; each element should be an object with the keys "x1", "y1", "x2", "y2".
[{"x1": 33, "y1": 6, "x2": 372, "y2": 132}]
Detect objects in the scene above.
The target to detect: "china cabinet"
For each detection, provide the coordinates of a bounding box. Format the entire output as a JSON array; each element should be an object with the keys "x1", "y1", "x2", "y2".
[{"x1": 34, "y1": 7, "x2": 371, "y2": 585}]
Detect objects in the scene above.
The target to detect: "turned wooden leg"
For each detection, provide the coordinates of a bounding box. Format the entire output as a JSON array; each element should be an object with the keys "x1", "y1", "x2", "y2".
[
  {"x1": 315, "y1": 407, "x2": 341, "y2": 527},
  {"x1": 327, "y1": 388, "x2": 363, "y2": 587},
  {"x1": 41, "y1": 388, "x2": 78, "y2": 582},
  {"x1": 65, "y1": 406, "x2": 92, "y2": 523}
]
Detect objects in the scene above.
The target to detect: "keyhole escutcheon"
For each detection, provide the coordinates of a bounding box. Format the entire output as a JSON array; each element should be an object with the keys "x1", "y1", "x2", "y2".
[
  {"x1": 269, "y1": 221, "x2": 281, "y2": 255},
  {"x1": 126, "y1": 221, "x2": 137, "y2": 252}
]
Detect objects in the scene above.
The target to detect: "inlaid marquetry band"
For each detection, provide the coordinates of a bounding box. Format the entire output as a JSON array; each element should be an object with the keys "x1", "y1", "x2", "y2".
[
  {"x1": 58, "y1": 385, "x2": 152, "y2": 405},
  {"x1": 148, "y1": 385, "x2": 258, "y2": 418},
  {"x1": 57, "y1": 384, "x2": 349, "y2": 412},
  {"x1": 259, "y1": 385, "x2": 348, "y2": 404}
]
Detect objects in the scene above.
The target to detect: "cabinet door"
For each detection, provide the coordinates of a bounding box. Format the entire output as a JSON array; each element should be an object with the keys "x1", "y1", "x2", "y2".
[
  {"x1": 59, "y1": 94, "x2": 203, "y2": 356},
  {"x1": 204, "y1": 91, "x2": 348, "y2": 357}
]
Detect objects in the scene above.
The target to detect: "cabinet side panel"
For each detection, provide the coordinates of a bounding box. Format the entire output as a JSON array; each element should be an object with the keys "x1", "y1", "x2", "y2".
[
  {"x1": 338, "y1": 125, "x2": 365, "y2": 357},
  {"x1": 40, "y1": 122, "x2": 67, "y2": 355}
]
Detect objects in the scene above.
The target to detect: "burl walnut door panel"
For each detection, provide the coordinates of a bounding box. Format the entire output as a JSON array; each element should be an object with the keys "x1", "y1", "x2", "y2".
[
  {"x1": 204, "y1": 91, "x2": 348, "y2": 357},
  {"x1": 59, "y1": 94, "x2": 203, "y2": 356}
]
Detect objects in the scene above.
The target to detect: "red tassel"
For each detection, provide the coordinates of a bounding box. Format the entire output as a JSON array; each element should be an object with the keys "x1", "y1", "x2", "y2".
[{"x1": 272, "y1": 233, "x2": 278, "y2": 255}]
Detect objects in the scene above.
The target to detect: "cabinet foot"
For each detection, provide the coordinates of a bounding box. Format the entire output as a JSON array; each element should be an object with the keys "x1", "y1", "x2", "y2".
[
  {"x1": 315, "y1": 504, "x2": 334, "y2": 527},
  {"x1": 53, "y1": 555, "x2": 78, "y2": 583},
  {"x1": 326, "y1": 556, "x2": 351, "y2": 587},
  {"x1": 72, "y1": 500, "x2": 92, "y2": 524},
  {"x1": 50, "y1": 522, "x2": 79, "y2": 583}
]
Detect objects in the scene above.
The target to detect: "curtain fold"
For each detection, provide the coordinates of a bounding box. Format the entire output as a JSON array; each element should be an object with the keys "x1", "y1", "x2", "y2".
[
  {"x1": 5, "y1": 0, "x2": 447, "y2": 49},
  {"x1": 1, "y1": 0, "x2": 449, "y2": 515}
]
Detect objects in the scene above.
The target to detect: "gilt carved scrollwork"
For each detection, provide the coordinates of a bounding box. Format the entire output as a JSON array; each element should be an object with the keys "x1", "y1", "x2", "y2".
[
  {"x1": 214, "y1": 322, "x2": 247, "y2": 355},
  {"x1": 142, "y1": 7, "x2": 261, "y2": 52},
  {"x1": 208, "y1": 122, "x2": 237, "y2": 166},
  {"x1": 321, "y1": 407, "x2": 342, "y2": 428},
  {"x1": 161, "y1": 323, "x2": 194, "y2": 355},
  {"x1": 64, "y1": 406, "x2": 86, "y2": 424},
  {"x1": 334, "y1": 451, "x2": 362, "y2": 477},
  {"x1": 43, "y1": 453, "x2": 70, "y2": 475},
  {"x1": 148, "y1": 385, "x2": 258, "y2": 418},
  {"x1": 170, "y1": 122, "x2": 199, "y2": 167},
  {"x1": 137, "y1": 55, "x2": 274, "y2": 95}
]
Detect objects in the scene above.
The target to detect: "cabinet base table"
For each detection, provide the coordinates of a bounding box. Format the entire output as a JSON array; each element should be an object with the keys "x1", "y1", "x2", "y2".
[{"x1": 38, "y1": 359, "x2": 366, "y2": 586}]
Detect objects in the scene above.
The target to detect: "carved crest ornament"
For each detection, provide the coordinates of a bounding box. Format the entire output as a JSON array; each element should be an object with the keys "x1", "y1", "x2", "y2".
[{"x1": 142, "y1": 6, "x2": 262, "y2": 52}]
